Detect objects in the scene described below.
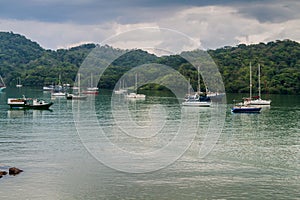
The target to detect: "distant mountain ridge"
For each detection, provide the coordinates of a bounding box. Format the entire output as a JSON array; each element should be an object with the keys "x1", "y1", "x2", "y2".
[{"x1": 0, "y1": 31, "x2": 299, "y2": 94}]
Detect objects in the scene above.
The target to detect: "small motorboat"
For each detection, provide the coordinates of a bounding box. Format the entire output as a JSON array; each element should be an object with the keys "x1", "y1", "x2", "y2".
[{"x1": 8, "y1": 95, "x2": 53, "y2": 110}]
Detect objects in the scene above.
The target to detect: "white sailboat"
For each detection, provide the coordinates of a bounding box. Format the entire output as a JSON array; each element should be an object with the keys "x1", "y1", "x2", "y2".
[
  {"x1": 125, "y1": 73, "x2": 146, "y2": 99},
  {"x1": 51, "y1": 74, "x2": 66, "y2": 96},
  {"x1": 16, "y1": 77, "x2": 22, "y2": 88},
  {"x1": 114, "y1": 79, "x2": 127, "y2": 94},
  {"x1": 182, "y1": 68, "x2": 211, "y2": 107},
  {"x1": 0, "y1": 75, "x2": 6, "y2": 92},
  {"x1": 82, "y1": 73, "x2": 99, "y2": 94},
  {"x1": 66, "y1": 73, "x2": 87, "y2": 100},
  {"x1": 244, "y1": 63, "x2": 271, "y2": 105}
]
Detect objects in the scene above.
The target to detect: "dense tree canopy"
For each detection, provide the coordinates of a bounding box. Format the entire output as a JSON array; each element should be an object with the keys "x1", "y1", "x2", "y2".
[
  {"x1": 208, "y1": 40, "x2": 300, "y2": 94},
  {"x1": 0, "y1": 31, "x2": 299, "y2": 94}
]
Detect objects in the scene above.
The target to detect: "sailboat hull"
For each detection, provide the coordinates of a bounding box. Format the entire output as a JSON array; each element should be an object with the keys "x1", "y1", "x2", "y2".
[
  {"x1": 231, "y1": 106, "x2": 261, "y2": 113},
  {"x1": 182, "y1": 101, "x2": 211, "y2": 107},
  {"x1": 246, "y1": 99, "x2": 271, "y2": 105},
  {"x1": 66, "y1": 93, "x2": 87, "y2": 100}
]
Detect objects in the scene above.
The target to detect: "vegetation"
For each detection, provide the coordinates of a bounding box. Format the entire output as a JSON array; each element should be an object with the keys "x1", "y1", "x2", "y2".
[
  {"x1": 0, "y1": 31, "x2": 299, "y2": 94},
  {"x1": 208, "y1": 40, "x2": 300, "y2": 94}
]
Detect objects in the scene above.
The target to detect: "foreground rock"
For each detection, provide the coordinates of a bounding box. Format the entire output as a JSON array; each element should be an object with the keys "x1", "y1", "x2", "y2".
[
  {"x1": 0, "y1": 171, "x2": 7, "y2": 176},
  {"x1": 0, "y1": 171, "x2": 7, "y2": 179},
  {"x1": 9, "y1": 167, "x2": 23, "y2": 175}
]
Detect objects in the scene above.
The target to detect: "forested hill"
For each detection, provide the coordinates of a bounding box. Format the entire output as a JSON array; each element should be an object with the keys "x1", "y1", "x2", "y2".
[
  {"x1": 0, "y1": 31, "x2": 299, "y2": 94},
  {"x1": 208, "y1": 40, "x2": 300, "y2": 94}
]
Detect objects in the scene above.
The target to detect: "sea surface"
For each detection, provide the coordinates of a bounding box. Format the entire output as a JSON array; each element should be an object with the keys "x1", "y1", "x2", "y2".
[{"x1": 0, "y1": 87, "x2": 299, "y2": 199}]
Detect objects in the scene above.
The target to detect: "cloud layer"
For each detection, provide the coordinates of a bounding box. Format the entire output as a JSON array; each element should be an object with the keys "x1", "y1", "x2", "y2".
[{"x1": 1, "y1": 0, "x2": 300, "y2": 52}]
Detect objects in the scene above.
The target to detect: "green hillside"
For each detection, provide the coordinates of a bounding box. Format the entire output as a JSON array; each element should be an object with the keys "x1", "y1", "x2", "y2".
[
  {"x1": 0, "y1": 31, "x2": 299, "y2": 94},
  {"x1": 208, "y1": 40, "x2": 300, "y2": 94}
]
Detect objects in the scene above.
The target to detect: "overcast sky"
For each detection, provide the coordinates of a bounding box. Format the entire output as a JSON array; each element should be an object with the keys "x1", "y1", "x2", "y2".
[{"x1": 1, "y1": 0, "x2": 300, "y2": 52}]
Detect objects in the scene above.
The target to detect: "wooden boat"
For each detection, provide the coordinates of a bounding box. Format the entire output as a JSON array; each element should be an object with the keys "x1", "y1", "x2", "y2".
[{"x1": 8, "y1": 96, "x2": 53, "y2": 110}]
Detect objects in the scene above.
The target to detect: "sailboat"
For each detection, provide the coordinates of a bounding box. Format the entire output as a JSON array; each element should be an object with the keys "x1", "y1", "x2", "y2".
[
  {"x1": 51, "y1": 74, "x2": 66, "y2": 96},
  {"x1": 182, "y1": 68, "x2": 211, "y2": 107},
  {"x1": 16, "y1": 77, "x2": 22, "y2": 88},
  {"x1": 232, "y1": 63, "x2": 262, "y2": 113},
  {"x1": 244, "y1": 64, "x2": 271, "y2": 105},
  {"x1": 0, "y1": 75, "x2": 6, "y2": 92},
  {"x1": 114, "y1": 79, "x2": 127, "y2": 94},
  {"x1": 125, "y1": 73, "x2": 146, "y2": 99},
  {"x1": 231, "y1": 102, "x2": 262, "y2": 113},
  {"x1": 66, "y1": 73, "x2": 87, "y2": 100},
  {"x1": 82, "y1": 73, "x2": 99, "y2": 94}
]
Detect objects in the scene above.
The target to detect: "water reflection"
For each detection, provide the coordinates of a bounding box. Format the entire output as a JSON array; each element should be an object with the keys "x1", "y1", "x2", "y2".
[
  {"x1": 0, "y1": 90, "x2": 299, "y2": 199},
  {"x1": 7, "y1": 109, "x2": 53, "y2": 119}
]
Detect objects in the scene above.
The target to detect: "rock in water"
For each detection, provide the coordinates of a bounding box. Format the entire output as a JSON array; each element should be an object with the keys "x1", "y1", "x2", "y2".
[
  {"x1": 0, "y1": 171, "x2": 8, "y2": 176},
  {"x1": 9, "y1": 167, "x2": 23, "y2": 175}
]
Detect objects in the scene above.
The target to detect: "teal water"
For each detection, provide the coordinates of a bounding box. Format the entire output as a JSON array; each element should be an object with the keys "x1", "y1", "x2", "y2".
[{"x1": 0, "y1": 88, "x2": 299, "y2": 199}]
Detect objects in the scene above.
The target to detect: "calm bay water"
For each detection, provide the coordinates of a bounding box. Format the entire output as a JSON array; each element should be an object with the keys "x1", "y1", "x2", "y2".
[{"x1": 0, "y1": 87, "x2": 299, "y2": 199}]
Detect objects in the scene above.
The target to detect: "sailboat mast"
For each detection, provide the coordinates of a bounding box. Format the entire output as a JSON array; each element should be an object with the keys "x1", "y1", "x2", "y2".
[
  {"x1": 197, "y1": 66, "x2": 201, "y2": 94},
  {"x1": 0, "y1": 75, "x2": 5, "y2": 87},
  {"x1": 59, "y1": 74, "x2": 62, "y2": 85},
  {"x1": 258, "y1": 64, "x2": 261, "y2": 98},
  {"x1": 188, "y1": 78, "x2": 191, "y2": 95},
  {"x1": 135, "y1": 73, "x2": 138, "y2": 93},
  {"x1": 249, "y1": 62, "x2": 252, "y2": 99},
  {"x1": 91, "y1": 73, "x2": 93, "y2": 88},
  {"x1": 78, "y1": 73, "x2": 80, "y2": 94}
]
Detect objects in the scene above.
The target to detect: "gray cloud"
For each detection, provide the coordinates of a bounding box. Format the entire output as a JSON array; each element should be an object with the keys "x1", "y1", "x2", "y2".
[
  {"x1": 1, "y1": 0, "x2": 289, "y2": 24},
  {"x1": 1, "y1": 0, "x2": 300, "y2": 50},
  {"x1": 236, "y1": 1, "x2": 300, "y2": 23}
]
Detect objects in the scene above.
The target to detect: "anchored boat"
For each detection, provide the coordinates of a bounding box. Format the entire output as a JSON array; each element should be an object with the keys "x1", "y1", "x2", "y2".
[
  {"x1": 243, "y1": 63, "x2": 271, "y2": 106},
  {"x1": 8, "y1": 95, "x2": 53, "y2": 110},
  {"x1": 231, "y1": 100, "x2": 261, "y2": 113},
  {"x1": 182, "y1": 94, "x2": 211, "y2": 107},
  {"x1": 231, "y1": 105, "x2": 262, "y2": 113}
]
